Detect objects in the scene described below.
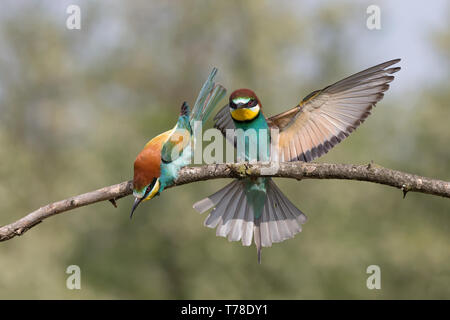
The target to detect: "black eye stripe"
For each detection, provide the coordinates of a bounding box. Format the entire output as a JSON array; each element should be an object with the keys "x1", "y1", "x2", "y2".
[
  {"x1": 247, "y1": 99, "x2": 257, "y2": 108},
  {"x1": 229, "y1": 99, "x2": 257, "y2": 109},
  {"x1": 144, "y1": 178, "x2": 157, "y2": 197}
]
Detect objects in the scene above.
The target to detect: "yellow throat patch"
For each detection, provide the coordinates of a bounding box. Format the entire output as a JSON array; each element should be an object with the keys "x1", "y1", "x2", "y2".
[
  {"x1": 143, "y1": 179, "x2": 160, "y2": 202},
  {"x1": 230, "y1": 106, "x2": 260, "y2": 121}
]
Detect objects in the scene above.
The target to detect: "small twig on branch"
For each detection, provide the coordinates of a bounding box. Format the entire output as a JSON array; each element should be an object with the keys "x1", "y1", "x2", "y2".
[{"x1": 1, "y1": 162, "x2": 448, "y2": 242}]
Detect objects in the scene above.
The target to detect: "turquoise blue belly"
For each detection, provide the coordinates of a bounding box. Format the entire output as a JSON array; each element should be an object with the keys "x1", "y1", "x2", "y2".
[{"x1": 235, "y1": 113, "x2": 270, "y2": 219}]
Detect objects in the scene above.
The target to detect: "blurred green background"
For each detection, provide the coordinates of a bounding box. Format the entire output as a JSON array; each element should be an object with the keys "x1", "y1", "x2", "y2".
[{"x1": 0, "y1": 0, "x2": 448, "y2": 299}]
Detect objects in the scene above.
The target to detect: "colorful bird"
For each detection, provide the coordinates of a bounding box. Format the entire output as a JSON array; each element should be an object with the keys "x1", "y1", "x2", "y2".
[
  {"x1": 193, "y1": 59, "x2": 401, "y2": 263},
  {"x1": 131, "y1": 68, "x2": 226, "y2": 217}
]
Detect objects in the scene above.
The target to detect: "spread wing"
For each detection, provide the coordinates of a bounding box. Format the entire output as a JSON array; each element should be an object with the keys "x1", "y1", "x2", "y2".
[
  {"x1": 268, "y1": 59, "x2": 401, "y2": 162},
  {"x1": 213, "y1": 103, "x2": 236, "y2": 145},
  {"x1": 213, "y1": 59, "x2": 401, "y2": 162}
]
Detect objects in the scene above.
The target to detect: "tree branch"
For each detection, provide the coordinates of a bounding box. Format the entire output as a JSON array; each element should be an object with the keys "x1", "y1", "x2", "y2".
[{"x1": 1, "y1": 162, "x2": 448, "y2": 242}]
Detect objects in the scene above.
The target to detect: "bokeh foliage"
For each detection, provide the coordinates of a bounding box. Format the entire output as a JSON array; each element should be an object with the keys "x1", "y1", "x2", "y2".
[{"x1": 0, "y1": 0, "x2": 448, "y2": 299}]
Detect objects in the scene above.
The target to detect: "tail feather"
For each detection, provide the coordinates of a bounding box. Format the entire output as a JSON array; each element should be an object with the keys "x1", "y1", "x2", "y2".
[
  {"x1": 191, "y1": 68, "x2": 217, "y2": 122},
  {"x1": 267, "y1": 188, "x2": 291, "y2": 240},
  {"x1": 193, "y1": 181, "x2": 253, "y2": 243},
  {"x1": 193, "y1": 179, "x2": 307, "y2": 262},
  {"x1": 190, "y1": 67, "x2": 227, "y2": 126},
  {"x1": 264, "y1": 193, "x2": 282, "y2": 243},
  {"x1": 202, "y1": 85, "x2": 227, "y2": 123},
  {"x1": 271, "y1": 182, "x2": 303, "y2": 235},
  {"x1": 228, "y1": 199, "x2": 248, "y2": 242},
  {"x1": 259, "y1": 205, "x2": 273, "y2": 247},
  {"x1": 207, "y1": 181, "x2": 242, "y2": 230},
  {"x1": 217, "y1": 188, "x2": 246, "y2": 238},
  {"x1": 193, "y1": 180, "x2": 236, "y2": 214},
  {"x1": 207, "y1": 185, "x2": 242, "y2": 228},
  {"x1": 254, "y1": 218, "x2": 262, "y2": 264},
  {"x1": 241, "y1": 202, "x2": 254, "y2": 246}
]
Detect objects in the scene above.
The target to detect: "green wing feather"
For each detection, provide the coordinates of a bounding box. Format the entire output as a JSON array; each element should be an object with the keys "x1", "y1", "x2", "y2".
[
  {"x1": 190, "y1": 68, "x2": 227, "y2": 126},
  {"x1": 162, "y1": 68, "x2": 226, "y2": 163}
]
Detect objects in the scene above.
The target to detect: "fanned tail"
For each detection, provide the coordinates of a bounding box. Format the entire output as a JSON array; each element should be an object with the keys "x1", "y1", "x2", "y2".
[
  {"x1": 193, "y1": 179, "x2": 307, "y2": 263},
  {"x1": 190, "y1": 67, "x2": 227, "y2": 126}
]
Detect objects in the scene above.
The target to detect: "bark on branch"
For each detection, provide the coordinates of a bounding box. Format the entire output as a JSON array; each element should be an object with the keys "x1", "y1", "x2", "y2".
[{"x1": 1, "y1": 162, "x2": 449, "y2": 242}]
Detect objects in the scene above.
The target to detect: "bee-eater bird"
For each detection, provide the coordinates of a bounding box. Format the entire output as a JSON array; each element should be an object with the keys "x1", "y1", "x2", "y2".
[
  {"x1": 131, "y1": 68, "x2": 226, "y2": 218},
  {"x1": 193, "y1": 59, "x2": 401, "y2": 263}
]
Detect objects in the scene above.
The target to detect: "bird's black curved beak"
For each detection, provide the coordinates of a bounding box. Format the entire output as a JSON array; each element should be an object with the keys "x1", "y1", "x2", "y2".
[{"x1": 130, "y1": 197, "x2": 143, "y2": 219}]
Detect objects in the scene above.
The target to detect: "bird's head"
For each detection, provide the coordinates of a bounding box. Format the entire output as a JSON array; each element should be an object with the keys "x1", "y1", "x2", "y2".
[
  {"x1": 229, "y1": 89, "x2": 261, "y2": 122},
  {"x1": 130, "y1": 177, "x2": 161, "y2": 219}
]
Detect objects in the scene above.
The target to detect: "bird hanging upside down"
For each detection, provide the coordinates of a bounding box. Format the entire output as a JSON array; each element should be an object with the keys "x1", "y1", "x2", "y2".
[
  {"x1": 193, "y1": 59, "x2": 401, "y2": 263},
  {"x1": 131, "y1": 68, "x2": 226, "y2": 218}
]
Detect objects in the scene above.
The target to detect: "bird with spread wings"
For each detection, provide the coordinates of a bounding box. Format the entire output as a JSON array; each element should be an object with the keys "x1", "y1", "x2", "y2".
[{"x1": 194, "y1": 59, "x2": 401, "y2": 263}]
